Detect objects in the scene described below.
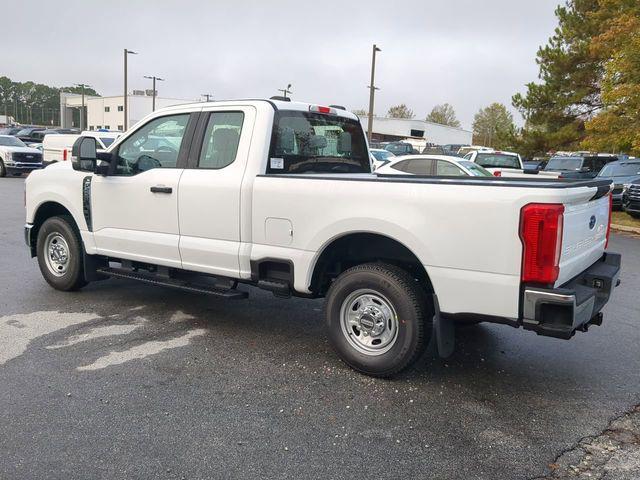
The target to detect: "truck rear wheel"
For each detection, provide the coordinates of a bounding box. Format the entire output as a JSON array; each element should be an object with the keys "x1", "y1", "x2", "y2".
[
  {"x1": 36, "y1": 216, "x2": 87, "y2": 291},
  {"x1": 325, "y1": 263, "x2": 431, "y2": 377},
  {"x1": 0, "y1": 159, "x2": 5, "y2": 177}
]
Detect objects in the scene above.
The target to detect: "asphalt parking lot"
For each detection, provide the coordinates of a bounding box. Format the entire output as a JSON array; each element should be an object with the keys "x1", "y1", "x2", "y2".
[{"x1": 1, "y1": 176, "x2": 639, "y2": 480}]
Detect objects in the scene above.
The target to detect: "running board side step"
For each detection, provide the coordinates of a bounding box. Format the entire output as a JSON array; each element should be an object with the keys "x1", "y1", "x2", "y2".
[{"x1": 96, "y1": 267, "x2": 248, "y2": 299}]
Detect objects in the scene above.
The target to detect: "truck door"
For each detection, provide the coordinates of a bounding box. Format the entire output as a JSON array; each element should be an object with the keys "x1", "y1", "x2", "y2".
[
  {"x1": 178, "y1": 106, "x2": 255, "y2": 278},
  {"x1": 91, "y1": 113, "x2": 198, "y2": 267}
]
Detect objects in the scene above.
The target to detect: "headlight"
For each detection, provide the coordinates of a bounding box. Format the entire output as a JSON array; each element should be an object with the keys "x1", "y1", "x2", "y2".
[{"x1": 4, "y1": 152, "x2": 13, "y2": 164}]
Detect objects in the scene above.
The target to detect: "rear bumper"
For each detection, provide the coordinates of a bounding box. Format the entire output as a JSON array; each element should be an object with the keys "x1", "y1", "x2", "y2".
[{"x1": 521, "y1": 252, "x2": 621, "y2": 339}]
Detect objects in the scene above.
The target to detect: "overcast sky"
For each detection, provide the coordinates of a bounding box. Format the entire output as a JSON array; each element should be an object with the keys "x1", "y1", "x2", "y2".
[{"x1": 3, "y1": 0, "x2": 562, "y2": 130}]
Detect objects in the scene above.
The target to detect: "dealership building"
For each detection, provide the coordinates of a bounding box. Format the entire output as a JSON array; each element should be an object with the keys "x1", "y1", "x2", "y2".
[
  {"x1": 59, "y1": 91, "x2": 195, "y2": 132},
  {"x1": 359, "y1": 115, "x2": 472, "y2": 146}
]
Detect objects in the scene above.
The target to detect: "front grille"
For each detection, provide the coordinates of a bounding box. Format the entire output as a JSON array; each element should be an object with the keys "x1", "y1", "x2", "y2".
[
  {"x1": 628, "y1": 185, "x2": 640, "y2": 201},
  {"x1": 13, "y1": 152, "x2": 42, "y2": 164}
]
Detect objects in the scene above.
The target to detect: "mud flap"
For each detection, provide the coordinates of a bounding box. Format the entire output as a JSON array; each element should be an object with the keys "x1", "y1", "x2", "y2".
[{"x1": 432, "y1": 294, "x2": 455, "y2": 358}]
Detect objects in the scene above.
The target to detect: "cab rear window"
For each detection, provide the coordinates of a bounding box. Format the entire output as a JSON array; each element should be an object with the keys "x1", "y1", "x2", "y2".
[{"x1": 268, "y1": 110, "x2": 369, "y2": 174}]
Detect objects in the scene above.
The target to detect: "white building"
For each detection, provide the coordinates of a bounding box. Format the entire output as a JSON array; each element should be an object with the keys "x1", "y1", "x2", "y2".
[
  {"x1": 0, "y1": 114, "x2": 16, "y2": 125},
  {"x1": 60, "y1": 91, "x2": 195, "y2": 131},
  {"x1": 359, "y1": 115, "x2": 472, "y2": 146}
]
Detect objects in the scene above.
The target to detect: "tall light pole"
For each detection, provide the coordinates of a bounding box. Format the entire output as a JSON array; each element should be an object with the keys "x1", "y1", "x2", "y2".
[
  {"x1": 123, "y1": 49, "x2": 138, "y2": 131},
  {"x1": 144, "y1": 75, "x2": 164, "y2": 111},
  {"x1": 74, "y1": 83, "x2": 92, "y2": 130},
  {"x1": 202, "y1": 93, "x2": 214, "y2": 102},
  {"x1": 367, "y1": 44, "x2": 381, "y2": 142},
  {"x1": 278, "y1": 84, "x2": 292, "y2": 99}
]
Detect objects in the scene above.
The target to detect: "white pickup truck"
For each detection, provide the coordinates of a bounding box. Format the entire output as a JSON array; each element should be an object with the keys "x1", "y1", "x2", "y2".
[
  {"x1": 465, "y1": 149, "x2": 560, "y2": 178},
  {"x1": 24, "y1": 99, "x2": 621, "y2": 377}
]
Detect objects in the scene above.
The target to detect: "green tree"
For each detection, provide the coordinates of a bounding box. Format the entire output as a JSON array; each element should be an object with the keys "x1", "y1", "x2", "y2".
[
  {"x1": 60, "y1": 85, "x2": 100, "y2": 97},
  {"x1": 387, "y1": 104, "x2": 414, "y2": 119},
  {"x1": 0, "y1": 76, "x2": 13, "y2": 121},
  {"x1": 472, "y1": 103, "x2": 516, "y2": 149},
  {"x1": 425, "y1": 103, "x2": 460, "y2": 128},
  {"x1": 512, "y1": 0, "x2": 616, "y2": 151},
  {"x1": 583, "y1": 0, "x2": 640, "y2": 154}
]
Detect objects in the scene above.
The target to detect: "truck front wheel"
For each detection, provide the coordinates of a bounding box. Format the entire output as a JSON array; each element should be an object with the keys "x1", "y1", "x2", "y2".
[
  {"x1": 325, "y1": 263, "x2": 431, "y2": 377},
  {"x1": 36, "y1": 216, "x2": 87, "y2": 291}
]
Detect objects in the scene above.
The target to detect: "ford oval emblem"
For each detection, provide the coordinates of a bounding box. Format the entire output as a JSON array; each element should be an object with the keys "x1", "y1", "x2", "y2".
[{"x1": 589, "y1": 215, "x2": 596, "y2": 230}]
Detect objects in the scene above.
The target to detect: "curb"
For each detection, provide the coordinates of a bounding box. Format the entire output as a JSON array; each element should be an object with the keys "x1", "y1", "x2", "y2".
[{"x1": 611, "y1": 223, "x2": 640, "y2": 235}]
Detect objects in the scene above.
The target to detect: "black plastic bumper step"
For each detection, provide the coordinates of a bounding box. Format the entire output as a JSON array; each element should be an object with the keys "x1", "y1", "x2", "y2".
[{"x1": 96, "y1": 267, "x2": 248, "y2": 299}]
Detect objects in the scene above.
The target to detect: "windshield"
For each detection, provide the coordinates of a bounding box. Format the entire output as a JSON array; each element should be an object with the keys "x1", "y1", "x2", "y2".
[
  {"x1": 0, "y1": 136, "x2": 26, "y2": 147},
  {"x1": 268, "y1": 111, "x2": 369, "y2": 174},
  {"x1": 100, "y1": 137, "x2": 116, "y2": 148},
  {"x1": 371, "y1": 150, "x2": 393, "y2": 161},
  {"x1": 474, "y1": 153, "x2": 520, "y2": 169},
  {"x1": 16, "y1": 129, "x2": 32, "y2": 136},
  {"x1": 458, "y1": 160, "x2": 492, "y2": 177},
  {"x1": 385, "y1": 143, "x2": 411, "y2": 154},
  {"x1": 598, "y1": 162, "x2": 640, "y2": 177},
  {"x1": 545, "y1": 157, "x2": 583, "y2": 171}
]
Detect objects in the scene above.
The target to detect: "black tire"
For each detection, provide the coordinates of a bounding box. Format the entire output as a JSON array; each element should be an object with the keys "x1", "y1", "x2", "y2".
[
  {"x1": 628, "y1": 212, "x2": 640, "y2": 220},
  {"x1": 0, "y1": 159, "x2": 5, "y2": 177},
  {"x1": 325, "y1": 263, "x2": 431, "y2": 377},
  {"x1": 36, "y1": 216, "x2": 87, "y2": 291}
]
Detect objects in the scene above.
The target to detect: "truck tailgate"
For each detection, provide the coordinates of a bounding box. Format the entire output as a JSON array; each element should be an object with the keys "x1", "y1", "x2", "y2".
[{"x1": 557, "y1": 193, "x2": 610, "y2": 286}]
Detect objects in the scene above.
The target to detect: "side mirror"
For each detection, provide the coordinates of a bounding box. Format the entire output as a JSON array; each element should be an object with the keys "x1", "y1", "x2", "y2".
[
  {"x1": 72, "y1": 136, "x2": 97, "y2": 172},
  {"x1": 581, "y1": 166, "x2": 591, "y2": 172}
]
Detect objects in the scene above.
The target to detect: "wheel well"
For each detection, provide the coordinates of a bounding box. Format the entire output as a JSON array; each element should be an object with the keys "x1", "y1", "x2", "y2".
[
  {"x1": 30, "y1": 202, "x2": 76, "y2": 255},
  {"x1": 310, "y1": 233, "x2": 433, "y2": 296}
]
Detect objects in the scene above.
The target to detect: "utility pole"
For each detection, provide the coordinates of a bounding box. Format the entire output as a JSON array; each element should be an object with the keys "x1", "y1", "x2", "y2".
[
  {"x1": 367, "y1": 44, "x2": 381, "y2": 142},
  {"x1": 144, "y1": 75, "x2": 164, "y2": 111},
  {"x1": 124, "y1": 49, "x2": 138, "y2": 131},
  {"x1": 278, "y1": 84, "x2": 292, "y2": 99},
  {"x1": 74, "y1": 83, "x2": 91, "y2": 130},
  {"x1": 202, "y1": 93, "x2": 214, "y2": 102}
]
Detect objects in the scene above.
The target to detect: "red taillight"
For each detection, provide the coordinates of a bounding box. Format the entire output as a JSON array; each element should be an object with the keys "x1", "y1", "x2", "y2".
[
  {"x1": 493, "y1": 171, "x2": 502, "y2": 177},
  {"x1": 605, "y1": 192, "x2": 612, "y2": 249},
  {"x1": 519, "y1": 203, "x2": 565, "y2": 284},
  {"x1": 63, "y1": 149, "x2": 68, "y2": 161}
]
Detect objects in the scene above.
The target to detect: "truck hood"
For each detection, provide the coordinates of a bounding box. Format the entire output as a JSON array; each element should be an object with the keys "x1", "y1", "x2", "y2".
[{"x1": 0, "y1": 145, "x2": 42, "y2": 155}]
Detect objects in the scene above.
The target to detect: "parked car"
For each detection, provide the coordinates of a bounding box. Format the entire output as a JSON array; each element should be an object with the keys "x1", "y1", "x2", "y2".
[
  {"x1": 622, "y1": 179, "x2": 640, "y2": 219},
  {"x1": 456, "y1": 145, "x2": 492, "y2": 156},
  {"x1": 16, "y1": 127, "x2": 46, "y2": 143},
  {"x1": 596, "y1": 160, "x2": 640, "y2": 209},
  {"x1": 544, "y1": 154, "x2": 618, "y2": 179},
  {"x1": 24, "y1": 98, "x2": 620, "y2": 377},
  {"x1": 0, "y1": 135, "x2": 43, "y2": 177},
  {"x1": 0, "y1": 126, "x2": 24, "y2": 136},
  {"x1": 370, "y1": 148, "x2": 395, "y2": 170},
  {"x1": 421, "y1": 145, "x2": 445, "y2": 155},
  {"x1": 384, "y1": 142, "x2": 418, "y2": 156},
  {"x1": 523, "y1": 157, "x2": 549, "y2": 171},
  {"x1": 375, "y1": 155, "x2": 493, "y2": 177},
  {"x1": 43, "y1": 131, "x2": 122, "y2": 164},
  {"x1": 442, "y1": 144, "x2": 469, "y2": 157}
]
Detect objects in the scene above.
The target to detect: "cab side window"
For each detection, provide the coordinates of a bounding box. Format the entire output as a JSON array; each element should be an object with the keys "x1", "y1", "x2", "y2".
[
  {"x1": 115, "y1": 114, "x2": 189, "y2": 175},
  {"x1": 198, "y1": 112, "x2": 244, "y2": 169}
]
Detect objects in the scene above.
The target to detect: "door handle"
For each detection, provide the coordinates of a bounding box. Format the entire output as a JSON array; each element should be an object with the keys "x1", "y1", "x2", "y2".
[{"x1": 150, "y1": 186, "x2": 173, "y2": 194}]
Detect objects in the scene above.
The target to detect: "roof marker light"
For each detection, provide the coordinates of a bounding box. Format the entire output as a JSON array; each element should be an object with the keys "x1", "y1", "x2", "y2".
[{"x1": 309, "y1": 105, "x2": 335, "y2": 115}]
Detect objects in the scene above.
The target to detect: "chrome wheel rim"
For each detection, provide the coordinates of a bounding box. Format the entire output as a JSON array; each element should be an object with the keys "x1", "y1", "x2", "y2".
[
  {"x1": 44, "y1": 232, "x2": 70, "y2": 277},
  {"x1": 340, "y1": 289, "x2": 399, "y2": 356}
]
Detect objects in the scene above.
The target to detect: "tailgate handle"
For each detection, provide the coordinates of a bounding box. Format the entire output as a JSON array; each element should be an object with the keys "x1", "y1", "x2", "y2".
[{"x1": 150, "y1": 186, "x2": 172, "y2": 194}]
